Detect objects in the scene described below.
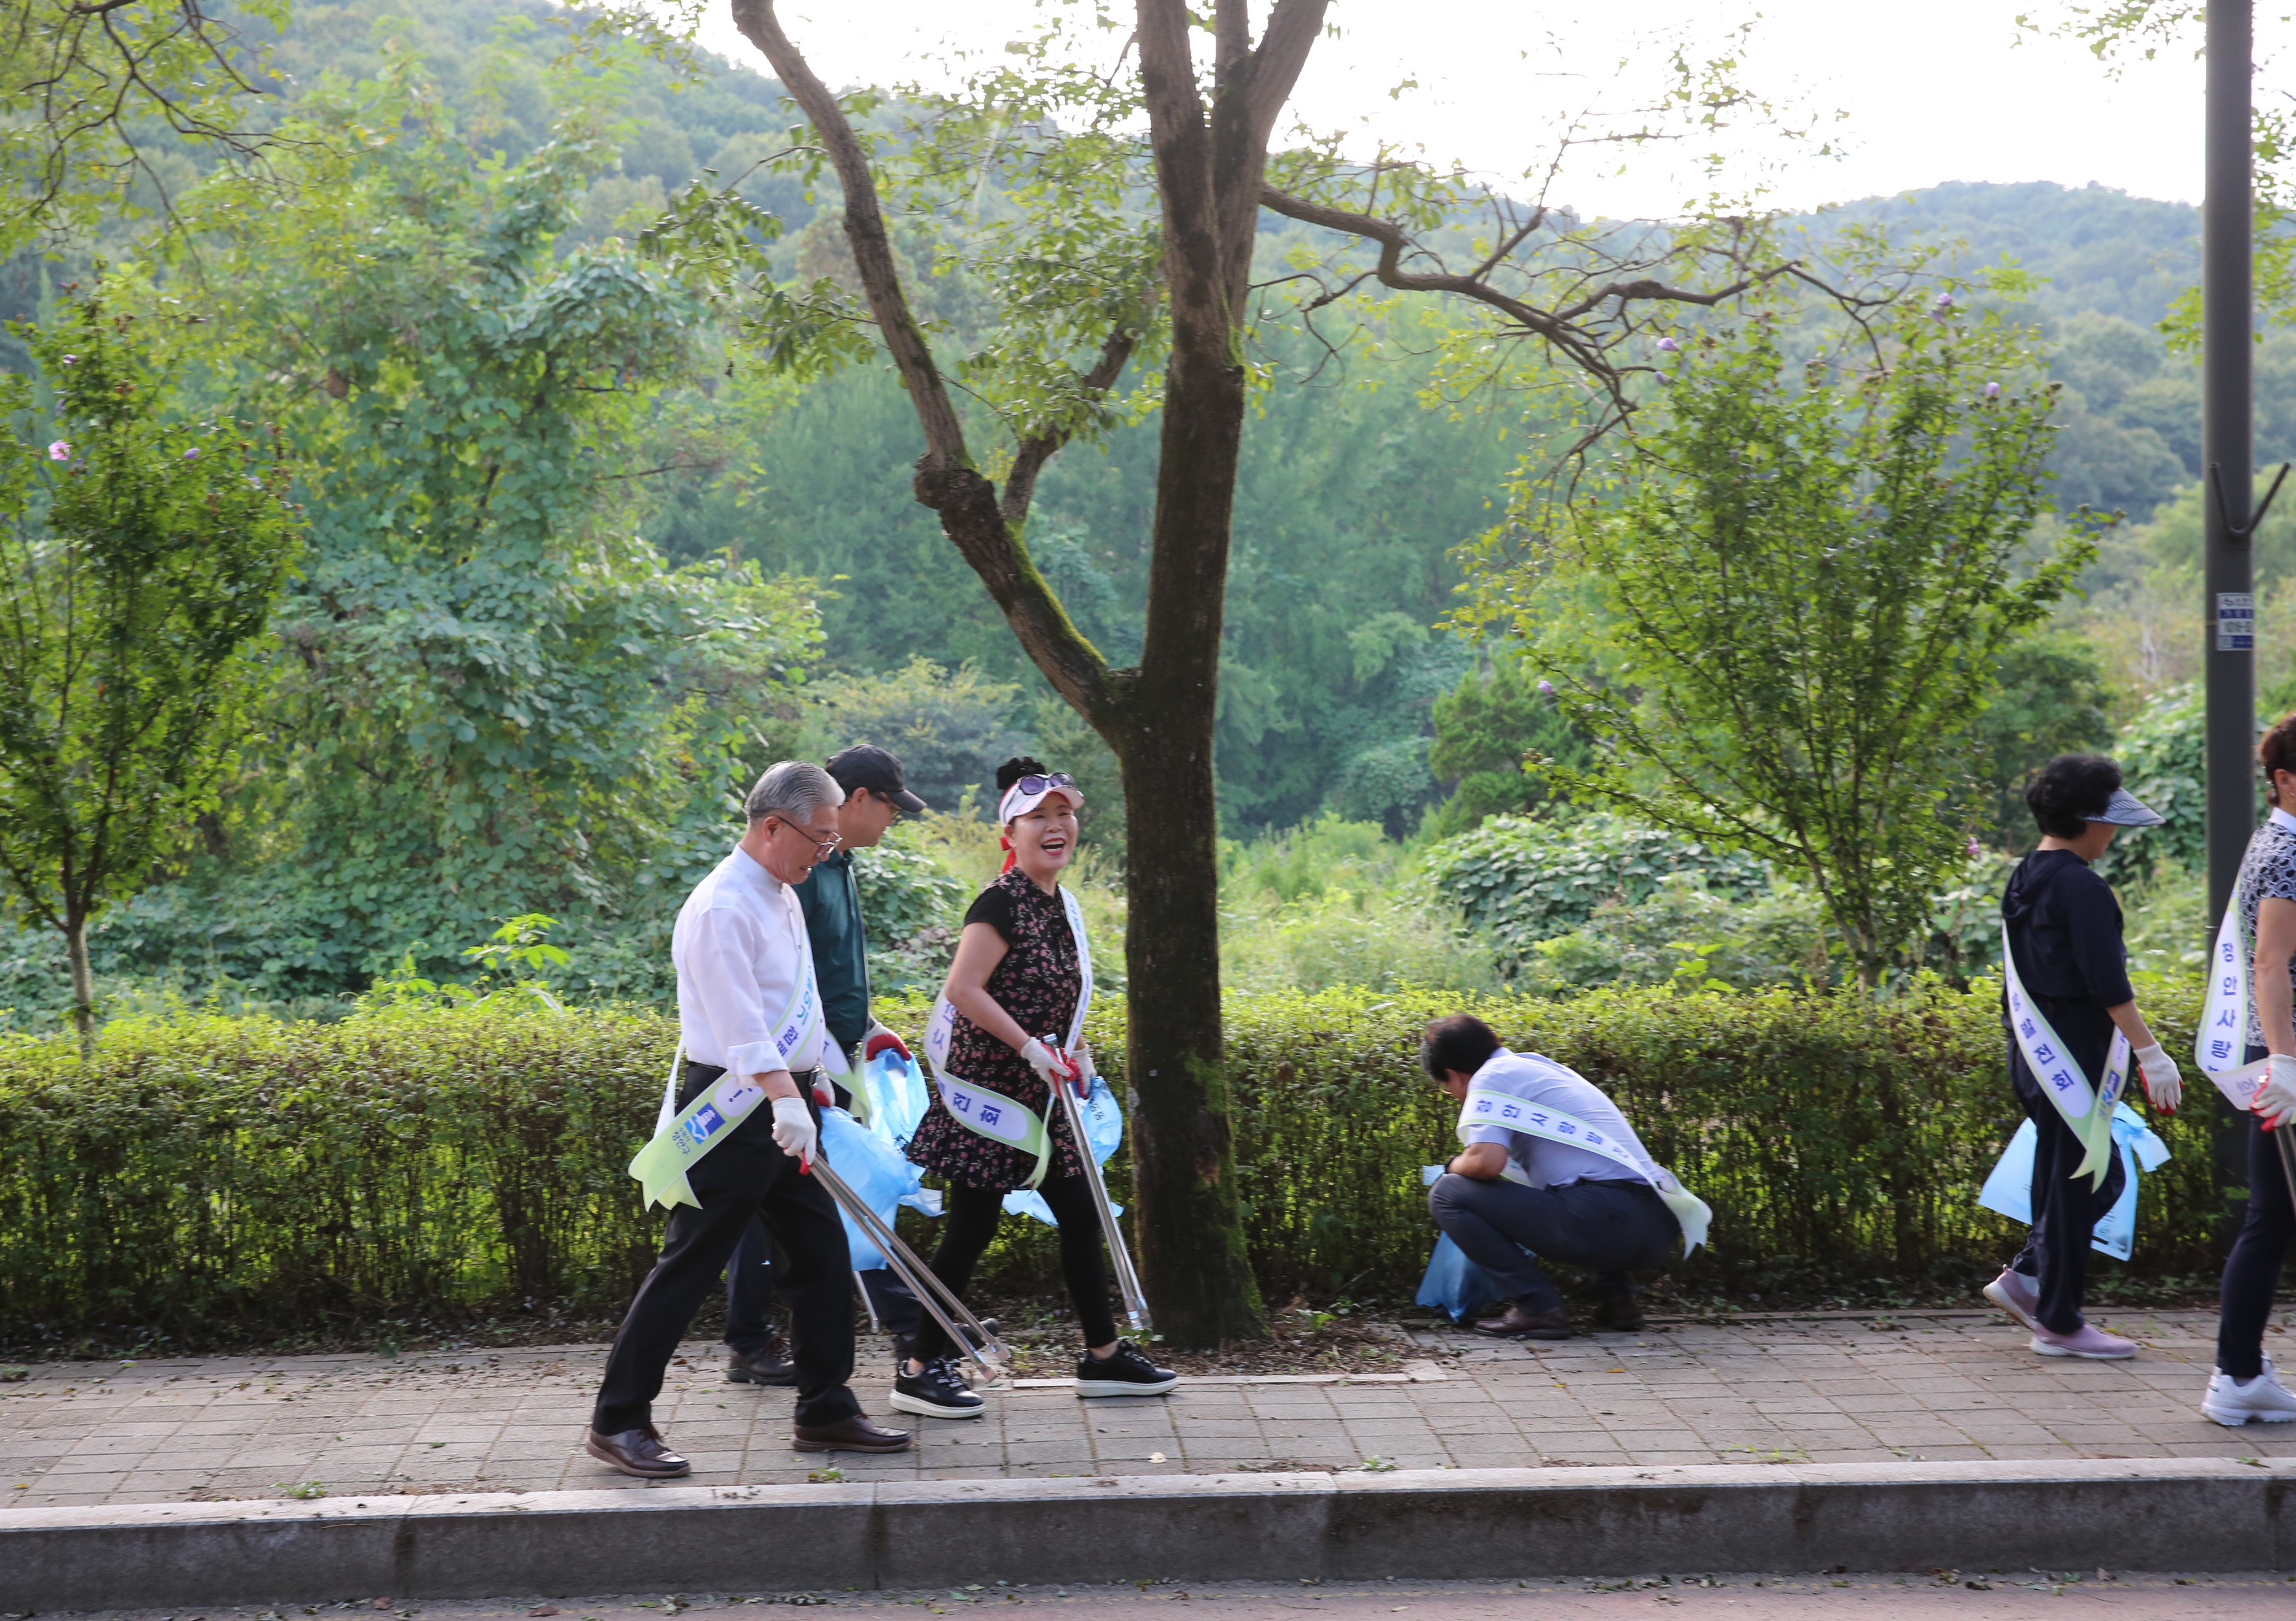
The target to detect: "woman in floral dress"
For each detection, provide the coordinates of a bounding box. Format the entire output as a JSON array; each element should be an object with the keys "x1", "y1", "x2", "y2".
[{"x1": 891, "y1": 758, "x2": 1177, "y2": 1419}]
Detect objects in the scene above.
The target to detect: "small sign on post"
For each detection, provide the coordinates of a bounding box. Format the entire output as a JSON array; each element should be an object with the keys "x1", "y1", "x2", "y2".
[{"x1": 2218, "y1": 591, "x2": 2256, "y2": 652}]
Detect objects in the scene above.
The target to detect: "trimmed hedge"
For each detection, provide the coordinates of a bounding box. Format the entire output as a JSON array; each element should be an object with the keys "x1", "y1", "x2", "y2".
[{"x1": 0, "y1": 978, "x2": 2232, "y2": 1342}]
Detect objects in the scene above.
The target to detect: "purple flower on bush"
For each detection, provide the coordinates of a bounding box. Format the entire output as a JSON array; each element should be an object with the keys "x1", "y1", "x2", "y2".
[
  {"x1": 1537, "y1": 679, "x2": 1555, "y2": 697},
  {"x1": 1657, "y1": 336, "x2": 1679, "y2": 353},
  {"x1": 1984, "y1": 382, "x2": 2001, "y2": 400},
  {"x1": 59, "y1": 354, "x2": 75, "y2": 365},
  {"x1": 1934, "y1": 292, "x2": 1953, "y2": 310},
  {"x1": 1966, "y1": 836, "x2": 1982, "y2": 859},
  {"x1": 46, "y1": 440, "x2": 71, "y2": 462},
  {"x1": 184, "y1": 447, "x2": 199, "y2": 460},
  {"x1": 1655, "y1": 373, "x2": 1673, "y2": 387}
]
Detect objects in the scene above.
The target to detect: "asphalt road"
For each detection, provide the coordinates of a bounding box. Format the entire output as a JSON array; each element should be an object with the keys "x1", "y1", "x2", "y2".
[{"x1": 34, "y1": 1574, "x2": 2296, "y2": 1621}]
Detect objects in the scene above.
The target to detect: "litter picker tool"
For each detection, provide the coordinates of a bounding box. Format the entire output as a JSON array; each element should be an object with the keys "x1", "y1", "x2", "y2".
[
  {"x1": 1048, "y1": 1046, "x2": 1151, "y2": 1335},
  {"x1": 806, "y1": 1152, "x2": 1009, "y2": 1384}
]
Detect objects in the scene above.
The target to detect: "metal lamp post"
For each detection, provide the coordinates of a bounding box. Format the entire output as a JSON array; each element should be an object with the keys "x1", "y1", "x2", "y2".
[{"x1": 2206, "y1": 0, "x2": 2260, "y2": 924}]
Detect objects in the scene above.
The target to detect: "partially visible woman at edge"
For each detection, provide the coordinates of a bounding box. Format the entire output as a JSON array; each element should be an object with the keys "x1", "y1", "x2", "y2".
[
  {"x1": 889, "y1": 756, "x2": 1177, "y2": 1422},
  {"x1": 2204, "y1": 715, "x2": 2296, "y2": 1426},
  {"x1": 1982, "y1": 753, "x2": 2183, "y2": 1359}
]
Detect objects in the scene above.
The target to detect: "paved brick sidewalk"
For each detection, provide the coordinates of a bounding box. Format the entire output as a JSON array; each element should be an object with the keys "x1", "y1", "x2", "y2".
[{"x1": 4, "y1": 1305, "x2": 2291, "y2": 1509}]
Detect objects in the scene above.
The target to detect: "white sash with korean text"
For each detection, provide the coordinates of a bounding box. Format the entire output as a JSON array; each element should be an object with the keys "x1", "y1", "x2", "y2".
[
  {"x1": 631, "y1": 941, "x2": 827, "y2": 1210},
  {"x1": 1455, "y1": 1088, "x2": 1713, "y2": 1257},
  {"x1": 2001, "y1": 922, "x2": 2124, "y2": 1189},
  {"x1": 2197, "y1": 899, "x2": 2276, "y2": 1110}
]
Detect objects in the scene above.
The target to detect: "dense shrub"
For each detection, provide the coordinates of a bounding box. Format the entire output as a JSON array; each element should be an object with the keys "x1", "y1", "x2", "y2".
[
  {"x1": 1425, "y1": 813, "x2": 1771, "y2": 971},
  {"x1": 0, "y1": 1007, "x2": 671, "y2": 1342},
  {"x1": 1219, "y1": 975, "x2": 2224, "y2": 1302},
  {"x1": 0, "y1": 977, "x2": 2231, "y2": 1344}
]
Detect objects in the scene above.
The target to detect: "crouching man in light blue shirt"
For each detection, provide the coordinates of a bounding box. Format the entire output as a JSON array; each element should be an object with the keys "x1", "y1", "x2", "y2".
[{"x1": 1424, "y1": 1013, "x2": 1681, "y2": 1341}]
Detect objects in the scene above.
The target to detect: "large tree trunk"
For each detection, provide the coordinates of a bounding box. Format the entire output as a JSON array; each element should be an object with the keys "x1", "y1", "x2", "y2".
[
  {"x1": 1114, "y1": 338, "x2": 1263, "y2": 1342},
  {"x1": 64, "y1": 909, "x2": 93, "y2": 1057}
]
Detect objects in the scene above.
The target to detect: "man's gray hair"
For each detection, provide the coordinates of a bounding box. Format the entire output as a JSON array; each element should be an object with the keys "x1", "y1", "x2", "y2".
[{"x1": 745, "y1": 761, "x2": 844, "y2": 824}]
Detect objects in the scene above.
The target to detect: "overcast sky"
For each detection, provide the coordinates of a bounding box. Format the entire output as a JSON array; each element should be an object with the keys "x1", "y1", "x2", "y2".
[{"x1": 684, "y1": 1, "x2": 2293, "y2": 218}]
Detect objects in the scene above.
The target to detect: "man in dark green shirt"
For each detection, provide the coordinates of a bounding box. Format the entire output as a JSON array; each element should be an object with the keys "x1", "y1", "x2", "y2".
[{"x1": 721, "y1": 746, "x2": 929, "y2": 1385}]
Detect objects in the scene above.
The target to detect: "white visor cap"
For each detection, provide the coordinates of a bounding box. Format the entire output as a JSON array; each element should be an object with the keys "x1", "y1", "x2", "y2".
[{"x1": 999, "y1": 772, "x2": 1085, "y2": 824}]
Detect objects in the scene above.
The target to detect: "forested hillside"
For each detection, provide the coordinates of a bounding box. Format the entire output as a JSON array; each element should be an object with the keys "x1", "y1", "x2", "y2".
[{"x1": 0, "y1": 0, "x2": 2265, "y2": 1021}]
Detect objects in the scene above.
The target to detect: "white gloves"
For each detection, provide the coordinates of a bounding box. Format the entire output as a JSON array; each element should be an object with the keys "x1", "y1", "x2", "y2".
[
  {"x1": 1019, "y1": 1035, "x2": 1074, "y2": 1084},
  {"x1": 2256, "y1": 1054, "x2": 2296, "y2": 1130},
  {"x1": 770, "y1": 1095, "x2": 817, "y2": 1166},
  {"x1": 2135, "y1": 1043, "x2": 2182, "y2": 1115}
]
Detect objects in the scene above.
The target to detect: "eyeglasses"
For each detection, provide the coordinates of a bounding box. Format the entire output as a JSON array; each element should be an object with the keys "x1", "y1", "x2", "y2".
[
  {"x1": 1011, "y1": 773, "x2": 1075, "y2": 798},
  {"x1": 774, "y1": 818, "x2": 844, "y2": 856}
]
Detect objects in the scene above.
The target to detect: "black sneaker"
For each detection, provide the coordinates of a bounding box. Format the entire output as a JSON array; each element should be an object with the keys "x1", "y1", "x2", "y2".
[
  {"x1": 1076, "y1": 1339, "x2": 1178, "y2": 1398},
  {"x1": 1590, "y1": 1295, "x2": 1645, "y2": 1333},
  {"x1": 889, "y1": 1355, "x2": 985, "y2": 1420},
  {"x1": 726, "y1": 1332, "x2": 796, "y2": 1385}
]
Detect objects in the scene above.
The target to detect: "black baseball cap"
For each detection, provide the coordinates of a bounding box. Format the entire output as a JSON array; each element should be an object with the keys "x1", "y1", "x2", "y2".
[{"x1": 826, "y1": 744, "x2": 926, "y2": 813}]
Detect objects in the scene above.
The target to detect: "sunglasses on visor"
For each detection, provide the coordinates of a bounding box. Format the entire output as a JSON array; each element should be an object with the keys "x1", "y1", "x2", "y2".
[{"x1": 1010, "y1": 773, "x2": 1076, "y2": 798}]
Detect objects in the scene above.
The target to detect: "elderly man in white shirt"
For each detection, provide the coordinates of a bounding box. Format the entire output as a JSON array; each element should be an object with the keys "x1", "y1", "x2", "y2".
[{"x1": 587, "y1": 762, "x2": 911, "y2": 1477}]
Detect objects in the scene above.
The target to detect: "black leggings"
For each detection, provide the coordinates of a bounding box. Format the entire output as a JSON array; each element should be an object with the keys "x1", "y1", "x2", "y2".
[
  {"x1": 911, "y1": 1174, "x2": 1117, "y2": 1358},
  {"x1": 2218, "y1": 1106, "x2": 2296, "y2": 1380}
]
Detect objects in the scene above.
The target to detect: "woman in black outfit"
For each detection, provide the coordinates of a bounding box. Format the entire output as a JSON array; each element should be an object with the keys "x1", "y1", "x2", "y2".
[
  {"x1": 890, "y1": 757, "x2": 1176, "y2": 1420},
  {"x1": 1984, "y1": 754, "x2": 2181, "y2": 1359}
]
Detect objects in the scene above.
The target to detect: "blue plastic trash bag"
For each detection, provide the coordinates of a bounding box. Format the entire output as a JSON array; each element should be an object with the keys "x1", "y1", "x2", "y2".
[
  {"x1": 819, "y1": 1107, "x2": 926, "y2": 1270},
  {"x1": 1976, "y1": 1101, "x2": 2170, "y2": 1262},
  {"x1": 1005, "y1": 1078, "x2": 1126, "y2": 1226},
  {"x1": 859, "y1": 1049, "x2": 932, "y2": 1151},
  {"x1": 1415, "y1": 1233, "x2": 1504, "y2": 1324}
]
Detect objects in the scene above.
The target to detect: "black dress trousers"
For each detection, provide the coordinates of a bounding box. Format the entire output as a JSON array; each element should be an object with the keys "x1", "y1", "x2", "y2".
[{"x1": 593, "y1": 1062, "x2": 861, "y2": 1433}]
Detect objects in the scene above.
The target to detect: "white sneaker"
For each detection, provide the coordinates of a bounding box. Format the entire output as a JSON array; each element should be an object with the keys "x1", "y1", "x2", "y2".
[{"x1": 2201, "y1": 1358, "x2": 2296, "y2": 1427}]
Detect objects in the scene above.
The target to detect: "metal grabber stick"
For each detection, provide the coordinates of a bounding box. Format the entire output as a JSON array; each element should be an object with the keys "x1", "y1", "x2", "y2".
[
  {"x1": 1050, "y1": 1059, "x2": 1151, "y2": 1335},
  {"x1": 806, "y1": 1153, "x2": 1009, "y2": 1385}
]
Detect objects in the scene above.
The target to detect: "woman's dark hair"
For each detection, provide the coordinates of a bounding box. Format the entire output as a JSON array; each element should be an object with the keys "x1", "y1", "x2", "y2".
[
  {"x1": 2262, "y1": 713, "x2": 2296, "y2": 804},
  {"x1": 2025, "y1": 753, "x2": 2123, "y2": 840},
  {"x1": 1421, "y1": 1014, "x2": 1502, "y2": 1082},
  {"x1": 995, "y1": 756, "x2": 1050, "y2": 794}
]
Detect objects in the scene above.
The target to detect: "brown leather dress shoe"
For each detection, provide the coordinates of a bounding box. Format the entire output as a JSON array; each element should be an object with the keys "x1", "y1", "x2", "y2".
[
  {"x1": 1472, "y1": 1302, "x2": 1574, "y2": 1340},
  {"x1": 584, "y1": 1424, "x2": 691, "y2": 1478},
  {"x1": 793, "y1": 1415, "x2": 913, "y2": 1454},
  {"x1": 726, "y1": 1333, "x2": 797, "y2": 1386}
]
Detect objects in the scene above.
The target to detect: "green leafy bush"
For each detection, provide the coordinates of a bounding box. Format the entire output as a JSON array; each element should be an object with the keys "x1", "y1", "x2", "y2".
[
  {"x1": 1425, "y1": 813, "x2": 1771, "y2": 973},
  {"x1": 851, "y1": 843, "x2": 967, "y2": 993},
  {"x1": 1511, "y1": 874, "x2": 1835, "y2": 995},
  {"x1": 0, "y1": 978, "x2": 2228, "y2": 1343},
  {"x1": 2092, "y1": 685, "x2": 2208, "y2": 886}
]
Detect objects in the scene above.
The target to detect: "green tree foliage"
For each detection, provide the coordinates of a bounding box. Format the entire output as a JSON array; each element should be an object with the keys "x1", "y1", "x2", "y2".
[
  {"x1": 656, "y1": 314, "x2": 1515, "y2": 834},
  {"x1": 797, "y1": 658, "x2": 1031, "y2": 813},
  {"x1": 0, "y1": 293, "x2": 301, "y2": 1040},
  {"x1": 119, "y1": 53, "x2": 821, "y2": 995},
  {"x1": 1426, "y1": 660, "x2": 1593, "y2": 838},
  {"x1": 0, "y1": 0, "x2": 286, "y2": 256},
  {"x1": 1971, "y1": 630, "x2": 2116, "y2": 852},
  {"x1": 2091, "y1": 684, "x2": 2208, "y2": 886},
  {"x1": 1506, "y1": 288, "x2": 2090, "y2": 985}
]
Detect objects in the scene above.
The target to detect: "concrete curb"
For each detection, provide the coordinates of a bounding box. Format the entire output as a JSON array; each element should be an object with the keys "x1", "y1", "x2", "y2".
[{"x1": 5, "y1": 1457, "x2": 2293, "y2": 1609}]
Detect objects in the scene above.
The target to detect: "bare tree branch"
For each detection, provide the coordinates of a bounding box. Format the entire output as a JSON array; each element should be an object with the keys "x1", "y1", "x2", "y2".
[
  {"x1": 726, "y1": 0, "x2": 1126, "y2": 727},
  {"x1": 1000, "y1": 317, "x2": 1147, "y2": 532}
]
